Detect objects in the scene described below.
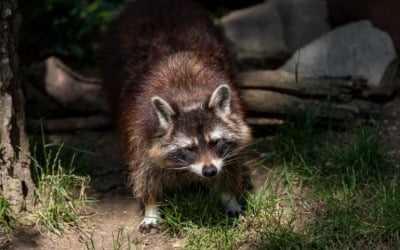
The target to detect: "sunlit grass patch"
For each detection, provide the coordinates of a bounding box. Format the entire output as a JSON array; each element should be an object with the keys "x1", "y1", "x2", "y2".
[
  {"x1": 268, "y1": 111, "x2": 399, "y2": 248},
  {"x1": 161, "y1": 177, "x2": 305, "y2": 249},
  {"x1": 161, "y1": 186, "x2": 231, "y2": 236},
  {"x1": 30, "y1": 130, "x2": 92, "y2": 235}
]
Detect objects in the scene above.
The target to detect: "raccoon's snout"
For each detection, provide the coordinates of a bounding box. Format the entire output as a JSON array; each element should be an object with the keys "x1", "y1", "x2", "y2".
[
  {"x1": 189, "y1": 159, "x2": 222, "y2": 177},
  {"x1": 202, "y1": 164, "x2": 218, "y2": 177}
]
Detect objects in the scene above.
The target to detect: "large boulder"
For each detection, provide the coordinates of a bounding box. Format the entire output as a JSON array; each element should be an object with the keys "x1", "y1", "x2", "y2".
[
  {"x1": 327, "y1": 0, "x2": 400, "y2": 54},
  {"x1": 275, "y1": 0, "x2": 330, "y2": 52},
  {"x1": 221, "y1": 3, "x2": 287, "y2": 60},
  {"x1": 220, "y1": 0, "x2": 330, "y2": 61},
  {"x1": 281, "y1": 20, "x2": 397, "y2": 92}
]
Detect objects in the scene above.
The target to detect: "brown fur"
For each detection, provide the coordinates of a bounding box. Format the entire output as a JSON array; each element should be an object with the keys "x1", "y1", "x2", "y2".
[{"x1": 102, "y1": 0, "x2": 251, "y2": 208}]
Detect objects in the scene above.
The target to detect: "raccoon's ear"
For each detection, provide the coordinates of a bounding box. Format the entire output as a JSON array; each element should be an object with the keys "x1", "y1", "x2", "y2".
[
  {"x1": 208, "y1": 84, "x2": 231, "y2": 115},
  {"x1": 152, "y1": 96, "x2": 175, "y2": 130}
]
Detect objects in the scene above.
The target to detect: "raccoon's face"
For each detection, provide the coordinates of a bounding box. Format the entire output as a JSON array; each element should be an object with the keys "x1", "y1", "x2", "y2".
[{"x1": 149, "y1": 84, "x2": 250, "y2": 178}]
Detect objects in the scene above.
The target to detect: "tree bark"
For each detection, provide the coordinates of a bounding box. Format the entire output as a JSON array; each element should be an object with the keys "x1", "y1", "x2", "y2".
[{"x1": 0, "y1": 0, "x2": 34, "y2": 213}]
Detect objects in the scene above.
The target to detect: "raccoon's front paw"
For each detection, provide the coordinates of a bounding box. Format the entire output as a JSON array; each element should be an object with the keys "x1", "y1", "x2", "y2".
[
  {"x1": 221, "y1": 193, "x2": 243, "y2": 218},
  {"x1": 139, "y1": 217, "x2": 160, "y2": 233},
  {"x1": 225, "y1": 203, "x2": 243, "y2": 218}
]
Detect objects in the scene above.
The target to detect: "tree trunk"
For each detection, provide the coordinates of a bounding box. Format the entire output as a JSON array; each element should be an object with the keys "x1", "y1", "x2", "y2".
[{"x1": 0, "y1": 0, "x2": 34, "y2": 213}]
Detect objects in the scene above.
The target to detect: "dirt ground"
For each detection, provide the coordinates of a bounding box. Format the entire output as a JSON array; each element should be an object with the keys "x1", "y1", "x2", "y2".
[{"x1": 7, "y1": 94, "x2": 400, "y2": 250}]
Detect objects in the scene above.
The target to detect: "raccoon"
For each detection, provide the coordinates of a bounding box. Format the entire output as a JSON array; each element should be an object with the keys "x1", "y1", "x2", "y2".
[{"x1": 101, "y1": 0, "x2": 251, "y2": 233}]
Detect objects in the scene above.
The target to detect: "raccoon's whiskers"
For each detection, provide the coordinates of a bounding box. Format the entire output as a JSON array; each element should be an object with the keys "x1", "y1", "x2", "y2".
[
  {"x1": 221, "y1": 152, "x2": 248, "y2": 167},
  {"x1": 166, "y1": 158, "x2": 190, "y2": 171},
  {"x1": 222, "y1": 150, "x2": 246, "y2": 161},
  {"x1": 167, "y1": 166, "x2": 189, "y2": 171}
]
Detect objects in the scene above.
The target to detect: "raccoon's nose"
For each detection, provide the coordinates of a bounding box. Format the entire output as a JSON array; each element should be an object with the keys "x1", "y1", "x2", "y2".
[{"x1": 202, "y1": 164, "x2": 218, "y2": 177}]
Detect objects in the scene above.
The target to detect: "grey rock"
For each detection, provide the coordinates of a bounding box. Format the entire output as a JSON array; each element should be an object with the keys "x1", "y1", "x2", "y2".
[
  {"x1": 274, "y1": 0, "x2": 330, "y2": 51},
  {"x1": 281, "y1": 20, "x2": 397, "y2": 88},
  {"x1": 221, "y1": 3, "x2": 287, "y2": 59},
  {"x1": 220, "y1": 0, "x2": 330, "y2": 61}
]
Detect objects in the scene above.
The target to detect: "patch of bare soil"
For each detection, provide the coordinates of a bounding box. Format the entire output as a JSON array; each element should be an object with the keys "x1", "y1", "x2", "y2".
[{"x1": 8, "y1": 94, "x2": 400, "y2": 250}]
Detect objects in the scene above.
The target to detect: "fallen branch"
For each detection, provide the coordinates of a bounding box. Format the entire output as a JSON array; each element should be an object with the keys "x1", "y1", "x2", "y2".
[
  {"x1": 246, "y1": 117, "x2": 284, "y2": 126},
  {"x1": 241, "y1": 89, "x2": 380, "y2": 121},
  {"x1": 238, "y1": 70, "x2": 367, "y2": 101}
]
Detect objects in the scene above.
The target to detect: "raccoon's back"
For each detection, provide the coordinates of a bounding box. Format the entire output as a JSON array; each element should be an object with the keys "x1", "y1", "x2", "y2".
[{"x1": 101, "y1": 0, "x2": 230, "y2": 115}]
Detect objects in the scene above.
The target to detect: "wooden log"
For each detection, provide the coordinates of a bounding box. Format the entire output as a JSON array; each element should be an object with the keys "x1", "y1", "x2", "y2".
[
  {"x1": 238, "y1": 70, "x2": 367, "y2": 101},
  {"x1": 246, "y1": 117, "x2": 284, "y2": 126},
  {"x1": 241, "y1": 89, "x2": 380, "y2": 121}
]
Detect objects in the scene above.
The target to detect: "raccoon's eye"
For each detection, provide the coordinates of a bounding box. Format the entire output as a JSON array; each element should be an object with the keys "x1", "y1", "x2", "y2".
[
  {"x1": 168, "y1": 147, "x2": 196, "y2": 164},
  {"x1": 210, "y1": 139, "x2": 233, "y2": 157},
  {"x1": 210, "y1": 138, "x2": 226, "y2": 147},
  {"x1": 183, "y1": 146, "x2": 196, "y2": 153}
]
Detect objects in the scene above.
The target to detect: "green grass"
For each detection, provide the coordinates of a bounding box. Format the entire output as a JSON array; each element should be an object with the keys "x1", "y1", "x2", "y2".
[
  {"x1": 29, "y1": 130, "x2": 92, "y2": 235},
  {"x1": 0, "y1": 195, "x2": 13, "y2": 234},
  {"x1": 85, "y1": 227, "x2": 140, "y2": 250},
  {"x1": 270, "y1": 114, "x2": 399, "y2": 248},
  {"x1": 112, "y1": 228, "x2": 131, "y2": 250},
  {"x1": 0, "y1": 195, "x2": 12, "y2": 247},
  {"x1": 161, "y1": 180, "x2": 305, "y2": 249},
  {"x1": 0, "y1": 125, "x2": 92, "y2": 239},
  {"x1": 159, "y1": 111, "x2": 400, "y2": 249}
]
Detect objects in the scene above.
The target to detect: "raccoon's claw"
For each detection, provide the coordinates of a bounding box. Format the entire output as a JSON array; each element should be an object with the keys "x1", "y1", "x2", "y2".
[{"x1": 139, "y1": 217, "x2": 160, "y2": 233}]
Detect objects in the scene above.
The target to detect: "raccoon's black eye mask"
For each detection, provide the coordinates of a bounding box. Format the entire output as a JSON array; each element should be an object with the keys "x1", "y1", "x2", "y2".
[
  {"x1": 211, "y1": 139, "x2": 234, "y2": 157},
  {"x1": 167, "y1": 147, "x2": 196, "y2": 165}
]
